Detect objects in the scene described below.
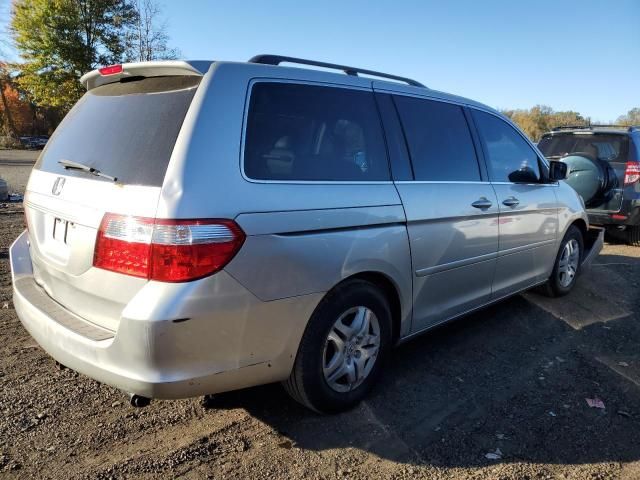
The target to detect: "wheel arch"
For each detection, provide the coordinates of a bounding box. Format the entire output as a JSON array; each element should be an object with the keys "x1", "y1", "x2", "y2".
[
  {"x1": 570, "y1": 218, "x2": 588, "y2": 241},
  {"x1": 334, "y1": 271, "x2": 404, "y2": 345}
]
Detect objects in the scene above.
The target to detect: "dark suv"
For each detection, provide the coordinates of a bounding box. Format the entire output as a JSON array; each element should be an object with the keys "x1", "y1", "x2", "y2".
[{"x1": 538, "y1": 125, "x2": 640, "y2": 245}]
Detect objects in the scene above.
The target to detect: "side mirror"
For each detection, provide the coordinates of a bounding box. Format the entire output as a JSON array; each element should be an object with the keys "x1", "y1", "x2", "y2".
[{"x1": 548, "y1": 161, "x2": 568, "y2": 181}]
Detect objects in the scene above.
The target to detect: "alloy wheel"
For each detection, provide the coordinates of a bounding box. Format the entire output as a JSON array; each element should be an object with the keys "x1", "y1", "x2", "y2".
[
  {"x1": 557, "y1": 238, "x2": 580, "y2": 288},
  {"x1": 322, "y1": 306, "x2": 381, "y2": 393}
]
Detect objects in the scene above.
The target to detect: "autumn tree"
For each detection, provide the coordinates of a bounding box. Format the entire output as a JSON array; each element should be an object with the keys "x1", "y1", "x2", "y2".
[
  {"x1": 616, "y1": 108, "x2": 640, "y2": 126},
  {"x1": 0, "y1": 73, "x2": 33, "y2": 137},
  {"x1": 11, "y1": 0, "x2": 137, "y2": 111},
  {"x1": 502, "y1": 105, "x2": 589, "y2": 141},
  {"x1": 0, "y1": 64, "x2": 18, "y2": 138},
  {"x1": 0, "y1": 2, "x2": 18, "y2": 138}
]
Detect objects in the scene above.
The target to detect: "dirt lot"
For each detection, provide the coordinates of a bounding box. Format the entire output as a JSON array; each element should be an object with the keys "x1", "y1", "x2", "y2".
[{"x1": 1, "y1": 154, "x2": 640, "y2": 479}]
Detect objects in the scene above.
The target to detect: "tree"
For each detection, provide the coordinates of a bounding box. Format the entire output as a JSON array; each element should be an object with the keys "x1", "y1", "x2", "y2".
[
  {"x1": 0, "y1": 69, "x2": 33, "y2": 137},
  {"x1": 11, "y1": 0, "x2": 137, "y2": 110},
  {"x1": 0, "y1": 64, "x2": 19, "y2": 138},
  {"x1": 502, "y1": 105, "x2": 589, "y2": 141},
  {"x1": 125, "y1": 0, "x2": 180, "y2": 62},
  {"x1": 617, "y1": 108, "x2": 640, "y2": 126},
  {"x1": 0, "y1": 0, "x2": 17, "y2": 138}
]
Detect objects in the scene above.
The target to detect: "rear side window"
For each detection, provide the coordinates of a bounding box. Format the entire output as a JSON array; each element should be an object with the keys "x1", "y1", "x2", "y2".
[
  {"x1": 244, "y1": 82, "x2": 389, "y2": 181},
  {"x1": 538, "y1": 133, "x2": 630, "y2": 163},
  {"x1": 472, "y1": 110, "x2": 541, "y2": 183},
  {"x1": 35, "y1": 76, "x2": 200, "y2": 186},
  {"x1": 393, "y1": 96, "x2": 480, "y2": 181}
]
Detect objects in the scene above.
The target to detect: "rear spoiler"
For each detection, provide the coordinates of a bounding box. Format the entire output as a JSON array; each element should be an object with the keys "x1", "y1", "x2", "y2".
[{"x1": 80, "y1": 60, "x2": 213, "y2": 90}]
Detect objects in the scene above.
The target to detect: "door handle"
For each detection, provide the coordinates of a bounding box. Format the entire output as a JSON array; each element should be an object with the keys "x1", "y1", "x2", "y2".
[
  {"x1": 502, "y1": 197, "x2": 520, "y2": 207},
  {"x1": 471, "y1": 197, "x2": 493, "y2": 210}
]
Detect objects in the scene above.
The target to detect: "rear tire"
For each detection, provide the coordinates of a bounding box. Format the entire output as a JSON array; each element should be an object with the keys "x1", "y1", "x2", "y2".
[
  {"x1": 627, "y1": 225, "x2": 640, "y2": 247},
  {"x1": 283, "y1": 279, "x2": 392, "y2": 413},
  {"x1": 540, "y1": 225, "x2": 584, "y2": 297}
]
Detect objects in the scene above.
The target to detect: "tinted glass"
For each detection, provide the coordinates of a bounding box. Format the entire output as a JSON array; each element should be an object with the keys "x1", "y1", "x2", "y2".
[
  {"x1": 375, "y1": 93, "x2": 413, "y2": 180},
  {"x1": 244, "y1": 83, "x2": 389, "y2": 181},
  {"x1": 473, "y1": 110, "x2": 541, "y2": 183},
  {"x1": 35, "y1": 76, "x2": 200, "y2": 186},
  {"x1": 538, "y1": 133, "x2": 630, "y2": 163},
  {"x1": 393, "y1": 96, "x2": 480, "y2": 181}
]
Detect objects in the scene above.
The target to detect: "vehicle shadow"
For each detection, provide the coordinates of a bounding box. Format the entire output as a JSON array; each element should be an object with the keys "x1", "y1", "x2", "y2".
[
  {"x1": 204, "y1": 264, "x2": 640, "y2": 468},
  {"x1": 604, "y1": 230, "x2": 630, "y2": 246},
  {"x1": 595, "y1": 252, "x2": 640, "y2": 266}
]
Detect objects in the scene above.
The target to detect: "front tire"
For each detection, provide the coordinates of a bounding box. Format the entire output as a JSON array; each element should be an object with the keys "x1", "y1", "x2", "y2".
[
  {"x1": 542, "y1": 225, "x2": 584, "y2": 297},
  {"x1": 283, "y1": 279, "x2": 392, "y2": 413}
]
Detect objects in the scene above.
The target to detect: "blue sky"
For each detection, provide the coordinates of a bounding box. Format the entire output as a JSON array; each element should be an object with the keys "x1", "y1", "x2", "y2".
[{"x1": 2, "y1": 0, "x2": 639, "y2": 121}]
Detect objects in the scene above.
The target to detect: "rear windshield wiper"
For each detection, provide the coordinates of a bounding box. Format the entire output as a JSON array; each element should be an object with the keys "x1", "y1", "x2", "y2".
[{"x1": 58, "y1": 159, "x2": 118, "y2": 182}]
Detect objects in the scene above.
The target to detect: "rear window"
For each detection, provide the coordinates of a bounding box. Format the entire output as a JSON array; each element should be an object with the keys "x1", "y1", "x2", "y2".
[
  {"x1": 35, "y1": 76, "x2": 200, "y2": 186},
  {"x1": 538, "y1": 133, "x2": 630, "y2": 163},
  {"x1": 243, "y1": 82, "x2": 389, "y2": 181}
]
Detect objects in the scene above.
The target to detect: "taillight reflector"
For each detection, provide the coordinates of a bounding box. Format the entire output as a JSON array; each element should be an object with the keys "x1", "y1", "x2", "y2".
[
  {"x1": 624, "y1": 161, "x2": 640, "y2": 185},
  {"x1": 98, "y1": 64, "x2": 123, "y2": 76},
  {"x1": 93, "y1": 214, "x2": 245, "y2": 282}
]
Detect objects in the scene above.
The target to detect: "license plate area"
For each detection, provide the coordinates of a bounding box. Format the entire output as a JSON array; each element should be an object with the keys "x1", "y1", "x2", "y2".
[{"x1": 53, "y1": 218, "x2": 69, "y2": 244}]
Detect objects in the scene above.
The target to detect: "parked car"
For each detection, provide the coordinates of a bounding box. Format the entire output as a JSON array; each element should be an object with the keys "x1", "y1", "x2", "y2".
[
  {"x1": 10, "y1": 56, "x2": 603, "y2": 413},
  {"x1": 34, "y1": 136, "x2": 49, "y2": 148},
  {"x1": 19, "y1": 135, "x2": 49, "y2": 149},
  {"x1": 538, "y1": 125, "x2": 640, "y2": 245},
  {"x1": 19, "y1": 136, "x2": 37, "y2": 149}
]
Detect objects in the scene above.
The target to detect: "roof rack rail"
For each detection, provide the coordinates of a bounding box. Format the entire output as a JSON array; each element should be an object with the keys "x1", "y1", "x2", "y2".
[
  {"x1": 248, "y1": 54, "x2": 426, "y2": 88},
  {"x1": 552, "y1": 124, "x2": 639, "y2": 133},
  {"x1": 590, "y1": 124, "x2": 635, "y2": 129},
  {"x1": 551, "y1": 125, "x2": 591, "y2": 131}
]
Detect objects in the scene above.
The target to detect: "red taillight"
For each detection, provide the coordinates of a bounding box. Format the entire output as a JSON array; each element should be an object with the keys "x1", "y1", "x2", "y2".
[
  {"x1": 93, "y1": 214, "x2": 245, "y2": 282},
  {"x1": 98, "y1": 64, "x2": 123, "y2": 76},
  {"x1": 624, "y1": 161, "x2": 640, "y2": 185}
]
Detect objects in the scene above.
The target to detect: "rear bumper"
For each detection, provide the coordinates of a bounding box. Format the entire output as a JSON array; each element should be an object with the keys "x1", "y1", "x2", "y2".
[
  {"x1": 10, "y1": 230, "x2": 322, "y2": 399},
  {"x1": 588, "y1": 203, "x2": 640, "y2": 228}
]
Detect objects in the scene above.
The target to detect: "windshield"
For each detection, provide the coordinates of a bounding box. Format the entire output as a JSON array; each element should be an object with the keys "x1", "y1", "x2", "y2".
[
  {"x1": 35, "y1": 75, "x2": 200, "y2": 186},
  {"x1": 538, "y1": 133, "x2": 629, "y2": 163}
]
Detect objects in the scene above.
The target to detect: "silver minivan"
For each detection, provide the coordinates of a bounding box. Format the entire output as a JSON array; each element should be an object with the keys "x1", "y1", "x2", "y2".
[{"x1": 10, "y1": 56, "x2": 603, "y2": 413}]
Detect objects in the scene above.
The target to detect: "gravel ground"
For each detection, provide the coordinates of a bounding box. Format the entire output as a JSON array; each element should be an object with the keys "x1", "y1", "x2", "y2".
[{"x1": 1, "y1": 153, "x2": 640, "y2": 479}]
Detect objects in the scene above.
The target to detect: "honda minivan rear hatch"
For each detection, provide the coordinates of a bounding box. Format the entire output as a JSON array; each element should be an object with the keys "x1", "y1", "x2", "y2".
[{"x1": 25, "y1": 74, "x2": 201, "y2": 331}]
